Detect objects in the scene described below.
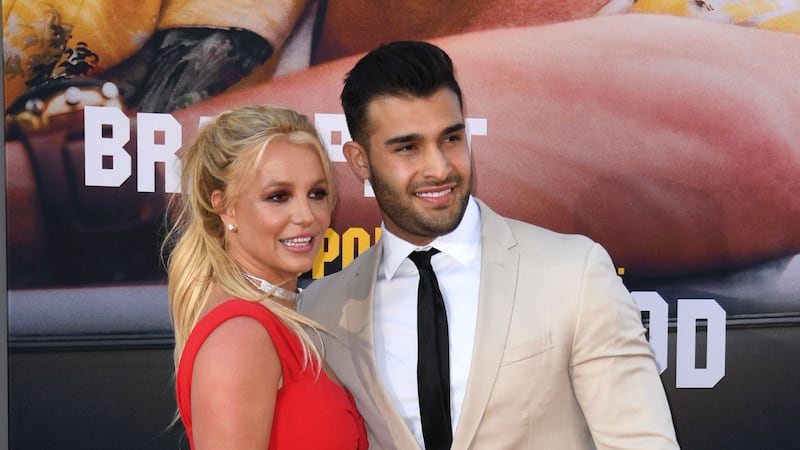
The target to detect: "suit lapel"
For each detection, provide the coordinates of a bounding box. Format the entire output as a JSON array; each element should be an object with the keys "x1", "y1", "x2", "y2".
[
  {"x1": 452, "y1": 201, "x2": 519, "y2": 449},
  {"x1": 343, "y1": 243, "x2": 421, "y2": 450}
]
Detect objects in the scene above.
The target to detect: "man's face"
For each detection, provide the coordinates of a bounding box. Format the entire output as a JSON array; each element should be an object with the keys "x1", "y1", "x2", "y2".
[{"x1": 359, "y1": 88, "x2": 473, "y2": 246}]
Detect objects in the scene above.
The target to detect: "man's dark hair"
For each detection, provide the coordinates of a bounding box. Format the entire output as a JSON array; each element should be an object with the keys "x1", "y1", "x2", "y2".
[{"x1": 341, "y1": 40, "x2": 464, "y2": 146}]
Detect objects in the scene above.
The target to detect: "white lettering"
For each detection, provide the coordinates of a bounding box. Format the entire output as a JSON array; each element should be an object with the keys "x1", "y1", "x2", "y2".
[
  {"x1": 466, "y1": 117, "x2": 487, "y2": 148},
  {"x1": 676, "y1": 299, "x2": 726, "y2": 388},
  {"x1": 631, "y1": 292, "x2": 726, "y2": 388},
  {"x1": 84, "y1": 106, "x2": 131, "y2": 187},
  {"x1": 314, "y1": 113, "x2": 350, "y2": 162},
  {"x1": 136, "y1": 113, "x2": 182, "y2": 193},
  {"x1": 631, "y1": 291, "x2": 669, "y2": 374}
]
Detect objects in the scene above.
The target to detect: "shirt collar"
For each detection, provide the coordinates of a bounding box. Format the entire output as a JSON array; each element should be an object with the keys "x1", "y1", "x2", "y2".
[{"x1": 381, "y1": 197, "x2": 481, "y2": 280}]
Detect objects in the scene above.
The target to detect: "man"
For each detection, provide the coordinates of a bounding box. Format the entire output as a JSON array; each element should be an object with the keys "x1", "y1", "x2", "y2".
[{"x1": 300, "y1": 40, "x2": 679, "y2": 449}]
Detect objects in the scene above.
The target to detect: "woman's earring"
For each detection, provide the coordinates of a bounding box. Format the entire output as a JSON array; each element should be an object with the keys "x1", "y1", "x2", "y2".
[{"x1": 227, "y1": 223, "x2": 237, "y2": 232}]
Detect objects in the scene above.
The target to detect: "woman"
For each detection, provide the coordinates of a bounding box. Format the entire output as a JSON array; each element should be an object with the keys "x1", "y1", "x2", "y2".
[{"x1": 165, "y1": 104, "x2": 368, "y2": 449}]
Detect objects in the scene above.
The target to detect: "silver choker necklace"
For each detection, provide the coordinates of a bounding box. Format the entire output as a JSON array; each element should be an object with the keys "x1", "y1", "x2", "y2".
[{"x1": 242, "y1": 272, "x2": 301, "y2": 303}]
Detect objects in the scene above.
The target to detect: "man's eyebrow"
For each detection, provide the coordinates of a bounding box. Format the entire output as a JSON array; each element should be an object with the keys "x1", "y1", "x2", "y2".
[
  {"x1": 384, "y1": 133, "x2": 421, "y2": 146},
  {"x1": 442, "y1": 123, "x2": 466, "y2": 136},
  {"x1": 383, "y1": 123, "x2": 466, "y2": 146}
]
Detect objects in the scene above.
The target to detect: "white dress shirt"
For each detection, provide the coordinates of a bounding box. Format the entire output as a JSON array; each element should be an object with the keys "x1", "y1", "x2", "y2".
[{"x1": 374, "y1": 197, "x2": 482, "y2": 447}]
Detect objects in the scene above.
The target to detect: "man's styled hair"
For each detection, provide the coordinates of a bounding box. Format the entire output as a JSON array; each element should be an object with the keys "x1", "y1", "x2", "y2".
[{"x1": 341, "y1": 40, "x2": 464, "y2": 146}]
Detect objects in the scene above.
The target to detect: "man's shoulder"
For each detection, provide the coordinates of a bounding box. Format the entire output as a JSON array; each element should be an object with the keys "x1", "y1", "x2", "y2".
[
  {"x1": 303, "y1": 244, "x2": 380, "y2": 295},
  {"x1": 303, "y1": 264, "x2": 350, "y2": 294},
  {"x1": 507, "y1": 216, "x2": 593, "y2": 246},
  {"x1": 477, "y1": 199, "x2": 595, "y2": 250}
]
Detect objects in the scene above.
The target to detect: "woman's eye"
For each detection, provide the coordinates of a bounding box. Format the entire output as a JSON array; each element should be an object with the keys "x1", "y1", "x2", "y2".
[
  {"x1": 267, "y1": 192, "x2": 288, "y2": 202},
  {"x1": 310, "y1": 189, "x2": 329, "y2": 200}
]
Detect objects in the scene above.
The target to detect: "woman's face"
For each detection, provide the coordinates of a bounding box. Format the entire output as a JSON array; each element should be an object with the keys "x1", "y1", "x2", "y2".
[{"x1": 221, "y1": 139, "x2": 332, "y2": 285}]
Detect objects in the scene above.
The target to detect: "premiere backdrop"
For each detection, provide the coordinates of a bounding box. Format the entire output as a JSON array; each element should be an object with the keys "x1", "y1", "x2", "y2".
[{"x1": 4, "y1": 1, "x2": 800, "y2": 449}]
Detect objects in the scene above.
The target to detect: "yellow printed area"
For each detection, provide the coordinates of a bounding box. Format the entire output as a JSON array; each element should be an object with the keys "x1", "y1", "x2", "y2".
[
  {"x1": 312, "y1": 228, "x2": 340, "y2": 279},
  {"x1": 758, "y1": 10, "x2": 800, "y2": 32},
  {"x1": 628, "y1": 0, "x2": 800, "y2": 34},
  {"x1": 312, "y1": 227, "x2": 382, "y2": 278},
  {"x1": 630, "y1": 0, "x2": 690, "y2": 15},
  {"x1": 3, "y1": 0, "x2": 162, "y2": 108}
]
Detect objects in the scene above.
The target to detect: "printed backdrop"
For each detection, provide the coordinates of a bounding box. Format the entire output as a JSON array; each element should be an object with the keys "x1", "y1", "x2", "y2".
[{"x1": 5, "y1": 1, "x2": 800, "y2": 448}]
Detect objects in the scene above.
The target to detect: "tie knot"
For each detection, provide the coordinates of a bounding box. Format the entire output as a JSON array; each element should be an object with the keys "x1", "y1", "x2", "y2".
[{"x1": 408, "y1": 248, "x2": 440, "y2": 270}]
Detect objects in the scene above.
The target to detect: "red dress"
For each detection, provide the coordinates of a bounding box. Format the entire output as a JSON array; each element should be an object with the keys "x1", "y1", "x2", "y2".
[{"x1": 176, "y1": 299, "x2": 368, "y2": 449}]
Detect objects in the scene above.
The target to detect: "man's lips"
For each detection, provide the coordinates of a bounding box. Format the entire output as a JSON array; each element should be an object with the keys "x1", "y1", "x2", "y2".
[
  {"x1": 416, "y1": 187, "x2": 453, "y2": 199},
  {"x1": 415, "y1": 185, "x2": 457, "y2": 207}
]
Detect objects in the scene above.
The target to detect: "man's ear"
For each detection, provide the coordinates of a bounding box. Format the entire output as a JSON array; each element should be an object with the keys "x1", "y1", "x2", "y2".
[{"x1": 343, "y1": 141, "x2": 371, "y2": 181}]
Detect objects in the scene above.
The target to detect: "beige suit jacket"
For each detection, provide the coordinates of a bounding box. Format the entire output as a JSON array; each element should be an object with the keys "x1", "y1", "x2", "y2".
[{"x1": 301, "y1": 200, "x2": 679, "y2": 449}]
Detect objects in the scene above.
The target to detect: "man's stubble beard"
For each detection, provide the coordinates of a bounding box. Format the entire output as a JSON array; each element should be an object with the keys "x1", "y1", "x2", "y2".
[{"x1": 368, "y1": 162, "x2": 472, "y2": 239}]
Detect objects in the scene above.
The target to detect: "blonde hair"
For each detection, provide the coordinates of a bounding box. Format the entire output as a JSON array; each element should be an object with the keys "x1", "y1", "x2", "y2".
[{"x1": 163, "y1": 104, "x2": 335, "y2": 372}]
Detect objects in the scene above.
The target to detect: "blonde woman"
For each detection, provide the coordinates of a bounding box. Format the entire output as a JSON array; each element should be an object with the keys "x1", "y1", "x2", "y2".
[{"x1": 165, "y1": 104, "x2": 367, "y2": 449}]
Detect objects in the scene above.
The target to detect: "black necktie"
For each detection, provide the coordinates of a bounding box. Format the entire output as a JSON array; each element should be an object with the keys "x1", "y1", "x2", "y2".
[{"x1": 408, "y1": 248, "x2": 452, "y2": 450}]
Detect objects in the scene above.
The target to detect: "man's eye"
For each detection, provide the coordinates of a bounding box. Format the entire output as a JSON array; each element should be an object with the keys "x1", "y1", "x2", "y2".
[{"x1": 396, "y1": 144, "x2": 416, "y2": 152}]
